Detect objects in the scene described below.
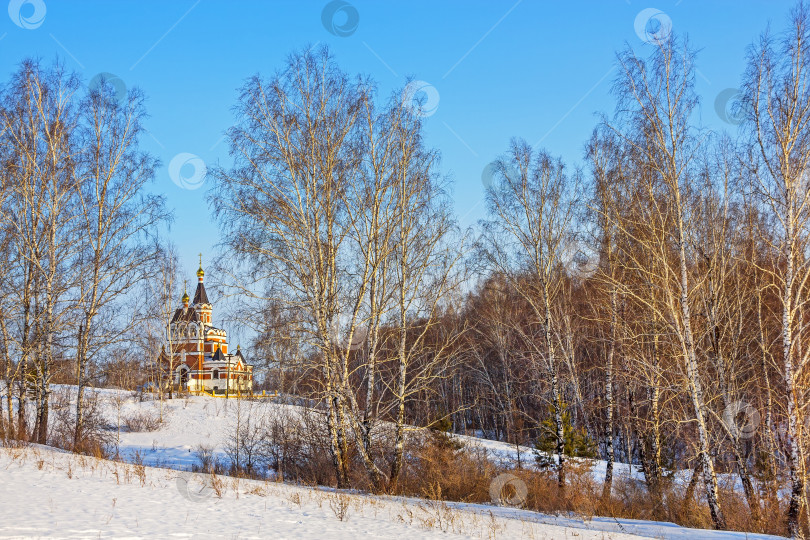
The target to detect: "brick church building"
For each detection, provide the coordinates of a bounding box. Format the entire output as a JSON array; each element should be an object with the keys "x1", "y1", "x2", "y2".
[{"x1": 162, "y1": 257, "x2": 253, "y2": 394}]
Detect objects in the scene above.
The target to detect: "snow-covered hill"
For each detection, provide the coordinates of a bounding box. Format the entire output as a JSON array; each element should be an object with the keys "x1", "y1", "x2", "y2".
[
  {"x1": 2, "y1": 443, "x2": 645, "y2": 539},
  {"x1": 0, "y1": 387, "x2": 784, "y2": 539}
]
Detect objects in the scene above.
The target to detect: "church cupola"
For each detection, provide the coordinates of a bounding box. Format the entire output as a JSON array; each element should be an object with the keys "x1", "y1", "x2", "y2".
[
  {"x1": 181, "y1": 284, "x2": 189, "y2": 307},
  {"x1": 193, "y1": 253, "x2": 212, "y2": 324},
  {"x1": 197, "y1": 253, "x2": 205, "y2": 282}
]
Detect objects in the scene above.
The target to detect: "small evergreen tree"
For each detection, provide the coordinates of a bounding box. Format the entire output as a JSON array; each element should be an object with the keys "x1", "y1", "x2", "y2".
[
  {"x1": 429, "y1": 411, "x2": 464, "y2": 451},
  {"x1": 533, "y1": 404, "x2": 597, "y2": 469}
]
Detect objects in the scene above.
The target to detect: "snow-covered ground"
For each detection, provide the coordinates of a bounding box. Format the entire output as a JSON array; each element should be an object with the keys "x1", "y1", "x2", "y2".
[
  {"x1": 2, "y1": 444, "x2": 648, "y2": 539},
  {"x1": 0, "y1": 387, "x2": 785, "y2": 539}
]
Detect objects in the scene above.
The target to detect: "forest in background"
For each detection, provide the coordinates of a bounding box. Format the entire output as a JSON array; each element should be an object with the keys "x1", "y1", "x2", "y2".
[{"x1": 2, "y1": 2, "x2": 810, "y2": 538}]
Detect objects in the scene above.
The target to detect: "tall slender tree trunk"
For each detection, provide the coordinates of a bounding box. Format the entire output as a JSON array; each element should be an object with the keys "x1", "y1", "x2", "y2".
[
  {"x1": 648, "y1": 356, "x2": 662, "y2": 502},
  {"x1": 1, "y1": 315, "x2": 13, "y2": 440},
  {"x1": 389, "y1": 276, "x2": 409, "y2": 491},
  {"x1": 4, "y1": 381, "x2": 12, "y2": 440},
  {"x1": 362, "y1": 272, "x2": 380, "y2": 457},
  {"x1": 16, "y1": 377, "x2": 26, "y2": 441},
  {"x1": 74, "y1": 323, "x2": 85, "y2": 447},
  {"x1": 602, "y1": 288, "x2": 617, "y2": 500},
  {"x1": 783, "y1": 219, "x2": 804, "y2": 539},
  {"x1": 326, "y1": 388, "x2": 347, "y2": 488},
  {"x1": 757, "y1": 290, "x2": 779, "y2": 503},
  {"x1": 676, "y1": 201, "x2": 726, "y2": 530},
  {"x1": 544, "y1": 287, "x2": 565, "y2": 490}
]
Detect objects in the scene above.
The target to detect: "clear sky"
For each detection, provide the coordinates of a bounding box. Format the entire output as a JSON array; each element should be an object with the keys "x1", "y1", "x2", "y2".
[{"x1": 0, "y1": 0, "x2": 792, "y2": 283}]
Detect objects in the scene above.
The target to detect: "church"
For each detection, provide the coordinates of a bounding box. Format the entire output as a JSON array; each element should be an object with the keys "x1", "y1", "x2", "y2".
[{"x1": 163, "y1": 257, "x2": 253, "y2": 395}]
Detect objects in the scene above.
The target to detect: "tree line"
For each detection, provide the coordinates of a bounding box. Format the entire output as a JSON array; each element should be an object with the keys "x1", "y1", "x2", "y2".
[
  {"x1": 217, "y1": 4, "x2": 810, "y2": 537},
  {"x1": 1, "y1": 2, "x2": 810, "y2": 537}
]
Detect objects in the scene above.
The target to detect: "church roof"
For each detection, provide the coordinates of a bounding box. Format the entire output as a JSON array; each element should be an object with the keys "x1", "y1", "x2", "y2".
[
  {"x1": 193, "y1": 281, "x2": 209, "y2": 305},
  {"x1": 212, "y1": 347, "x2": 225, "y2": 361},
  {"x1": 171, "y1": 306, "x2": 199, "y2": 323}
]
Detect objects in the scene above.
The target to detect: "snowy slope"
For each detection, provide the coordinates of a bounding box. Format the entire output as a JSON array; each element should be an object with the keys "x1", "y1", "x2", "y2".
[
  {"x1": 0, "y1": 444, "x2": 645, "y2": 539},
  {"x1": 5, "y1": 386, "x2": 781, "y2": 539},
  {"x1": 454, "y1": 428, "x2": 741, "y2": 492}
]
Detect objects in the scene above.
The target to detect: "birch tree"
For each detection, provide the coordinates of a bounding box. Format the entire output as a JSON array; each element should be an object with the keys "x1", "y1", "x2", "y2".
[
  {"x1": 383, "y1": 98, "x2": 463, "y2": 490},
  {"x1": 213, "y1": 46, "x2": 369, "y2": 488},
  {"x1": 607, "y1": 37, "x2": 727, "y2": 528},
  {"x1": 72, "y1": 76, "x2": 164, "y2": 447},
  {"x1": 0, "y1": 60, "x2": 81, "y2": 444},
  {"x1": 586, "y1": 127, "x2": 624, "y2": 499},
  {"x1": 479, "y1": 140, "x2": 579, "y2": 489},
  {"x1": 740, "y1": 5, "x2": 810, "y2": 535}
]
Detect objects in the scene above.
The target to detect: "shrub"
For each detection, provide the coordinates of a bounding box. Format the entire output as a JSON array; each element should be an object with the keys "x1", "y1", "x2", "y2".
[
  {"x1": 192, "y1": 443, "x2": 226, "y2": 475},
  {"x1": 397, "y1": 430, "x2": 494, "y2": 503},
  {"x1": 122, "y1": 410, "x2": 163, "y2": 432},
  {"x1": 49, "y1": 388, "x2": 112, "y2": 458},
  {"x1": 224, "y1": 402, "x2": 269, "y2": 478},
  {"x1": 264, "y1": 407, "x2": 306, "y2": 482}
]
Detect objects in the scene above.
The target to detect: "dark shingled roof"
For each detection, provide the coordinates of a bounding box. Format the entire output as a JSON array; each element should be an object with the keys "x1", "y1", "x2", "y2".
[
  {"x1": 193, "y1": 282, "x2": 209, "y2": 305},
  {"x1": 212, "y1": 347, "x2": 225, "y2": 361},
  {"x1": 171, "y1": 307, "x2": 199, "y2": 323}
]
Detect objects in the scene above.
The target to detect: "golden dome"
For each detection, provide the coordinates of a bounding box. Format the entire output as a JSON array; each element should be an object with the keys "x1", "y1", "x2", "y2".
[
  {"x1": 197, "y1": 253, "x2": 204, "y2": 278},
  {"x1": 182, "y1": 291, "x2": 189, "y2": 303}
]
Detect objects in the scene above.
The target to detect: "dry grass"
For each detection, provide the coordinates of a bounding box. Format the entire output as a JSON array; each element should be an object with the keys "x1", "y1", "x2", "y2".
[
  {"x1": 389, "y1": 430, "x2": 791, "y2": 537},
  {"x1": 328, "y1": 491, "x2": 352, "y2": 521}
]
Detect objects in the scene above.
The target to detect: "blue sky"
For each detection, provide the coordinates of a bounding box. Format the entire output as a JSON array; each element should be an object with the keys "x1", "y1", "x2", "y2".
[{"x1": 0, "y1": 0, "x2": 792, "y2": 283}]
